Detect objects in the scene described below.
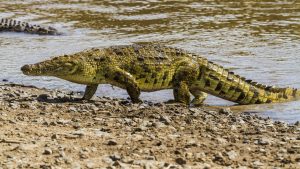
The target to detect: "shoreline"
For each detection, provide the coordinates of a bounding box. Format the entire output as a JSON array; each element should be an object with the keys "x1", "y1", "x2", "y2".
[{"x1": 0, "y1": 83, "x2": 299, "y2": 168}]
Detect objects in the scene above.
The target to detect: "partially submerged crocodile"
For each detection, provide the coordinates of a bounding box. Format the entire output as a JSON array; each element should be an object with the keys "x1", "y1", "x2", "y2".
[
  {"x1": 21, "y1": 43, "x2": 300, "y2": 105},
  {"x1": 0, "y1": 18, "x2": 61, "y2": 35}
]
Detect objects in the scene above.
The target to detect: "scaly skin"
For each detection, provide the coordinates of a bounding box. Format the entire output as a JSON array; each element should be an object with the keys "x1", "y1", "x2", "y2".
[
  {"x1": 21, "y1": 43, "x2": 300, "y2": 105},
  {"x1": 0, "y1": 18, "x2": 61, "y2": 35}
]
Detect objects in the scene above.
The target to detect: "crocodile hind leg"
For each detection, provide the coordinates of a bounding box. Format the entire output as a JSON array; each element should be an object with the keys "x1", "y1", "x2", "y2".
[
  {"x1": 108, "y1": 67, "x2": 142, "y2": 103},
  {"x1": 82, "y1": 84, "x2": 98, "y2": 100},
  {"x1": 173, "y1": 62, "x2": 199, "y2": 105},
  {"x1": 190, "y1": 89, "x2": 208, "y2": 106}
]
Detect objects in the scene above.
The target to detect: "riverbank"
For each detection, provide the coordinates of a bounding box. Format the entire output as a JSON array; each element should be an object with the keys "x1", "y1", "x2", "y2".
[{"x1": 0, "y1": 83, "x2": 299, "y2": 168}]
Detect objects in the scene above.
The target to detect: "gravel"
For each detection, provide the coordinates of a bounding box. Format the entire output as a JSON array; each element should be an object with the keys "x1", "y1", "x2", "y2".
[{"x1": 0, "y1": 83, "x2": 299, "y2": 168}]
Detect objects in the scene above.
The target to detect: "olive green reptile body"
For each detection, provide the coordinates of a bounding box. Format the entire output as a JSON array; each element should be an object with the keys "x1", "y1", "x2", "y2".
[
  {"x1": 0, "y1": 18, "x2": 61, "y2": 35},
  {"x1": 21, "y1": 43, "x2": 300, "y2": 105}
]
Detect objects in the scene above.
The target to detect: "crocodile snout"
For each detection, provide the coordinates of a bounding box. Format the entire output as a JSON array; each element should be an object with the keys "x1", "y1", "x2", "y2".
[{"x1": 21, "y1": 64, "x2": 33, "y2": 75}]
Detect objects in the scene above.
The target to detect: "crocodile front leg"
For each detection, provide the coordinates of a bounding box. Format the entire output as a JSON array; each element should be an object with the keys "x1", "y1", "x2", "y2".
[
  {"x1": 173, "y1": 61, "x2": 199, "y2": 105},
  {"x1": 82, "y1": 84, "x2": 98, "y2": 100},
  {"x1": 173, "y1": 81, "x2": 191, "y2": 104},
  {"x1": 108, "y1": 68, "x2": 142, "y2": 103}
]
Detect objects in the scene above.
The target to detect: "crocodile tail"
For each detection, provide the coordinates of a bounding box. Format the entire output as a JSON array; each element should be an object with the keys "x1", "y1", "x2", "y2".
[
  {"x1": 245, "y1": 82, "x2": 300, "y2": 104},
  {"x1": 296, "y1": 89, "x2": 300, "y2": 98},
  {"x1": 0, "y1": 18, "x2": 60, "y2": 35},
  {"x1": 193, "y1": 58, "x2": 300, "y2": 104}
]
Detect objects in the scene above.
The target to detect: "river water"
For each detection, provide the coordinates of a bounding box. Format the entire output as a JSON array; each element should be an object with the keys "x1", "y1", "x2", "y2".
[{"x1": 0, "y1": 0, "x2": 299, "y2": 123}]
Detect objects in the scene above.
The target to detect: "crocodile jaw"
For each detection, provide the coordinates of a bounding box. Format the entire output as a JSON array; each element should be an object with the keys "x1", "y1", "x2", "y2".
[
  {"x1": 21, "y1": 64, "x2": 45, "y2": 76},
  {"x1": 21, "y1": 59, "x2": 96, "y2": 85},
  {"x1": 21, "y1": 59, "x2": 78, "y2": 77}
]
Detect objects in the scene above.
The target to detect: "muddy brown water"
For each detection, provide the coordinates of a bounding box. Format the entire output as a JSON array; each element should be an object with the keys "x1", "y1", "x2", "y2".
[{"x1": 0, "y1": 0, "x2": 299, "y2": 123}]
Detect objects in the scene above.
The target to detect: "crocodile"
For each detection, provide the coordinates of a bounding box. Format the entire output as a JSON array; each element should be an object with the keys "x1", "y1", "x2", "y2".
[
  {"x1": 21, "y1": 43, "x2": 300, "y2": 105},
  {"x1": 0, "y1": 18, "x2": 61, "y2": 35}
]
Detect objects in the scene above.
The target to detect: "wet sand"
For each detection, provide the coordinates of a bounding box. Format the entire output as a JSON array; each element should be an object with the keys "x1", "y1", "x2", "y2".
[{"x1": 0, "y1": 83, "x2": 299, "y2": 168}]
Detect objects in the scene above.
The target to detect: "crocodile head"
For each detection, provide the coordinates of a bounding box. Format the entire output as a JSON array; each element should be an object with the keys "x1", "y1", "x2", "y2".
[
  {"x1": 30, "y1": 25, "x2": 61, "y2": 35},
  {"x1": 21, "y1": 54, "x2": 96, "y2": 84}
]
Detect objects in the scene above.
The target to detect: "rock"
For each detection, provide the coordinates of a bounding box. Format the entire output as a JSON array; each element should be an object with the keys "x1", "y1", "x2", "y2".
[
  {"x1": 51, "y1": 134, "x2": 59, "y2": 140},
  {"x1": 185, "y1": 139, "x2": 198, "y2": 148},
  {"x1": 86, "y1": 162, "x2": 95, "y2": 169},
  {"x1": 18, "y1": 144, "x2": 38, "y2": 151},
  {"x1": 159, "y1": 115, "x2": 171, "y2": 125},
  {"x1": 69, "y1": 106, "x2": 78, "y2": 112},
  {"x1": 216, "y1": 137, "x2": 227, "y2": 144},
  {"x1": 43, "y1": 148, "x2": 53, "y2": 155},
  {"x1": 279, "y1": 148, "x2": 287, "y2": 153},
  {"x1": 253, "y1": 160, "x2": 264, "y2": 167},
  {"x1": 71, "y1": 130, "x2": 85, "y2": 137},
  {"x1": 145, "y1": 156, "x2": 156, "y2": 160},
  {"x1": 40, "y1": 164, "x2": 52, "y2": 169},
  {"x1": 73, "y1": 123, "x2": 81, "y2": 129},
  {"x1": 37, "y1": 94, "x2": 50, "y2": 101},
  {"x1": 230, "y1": 125, "x2": 237, "y2": 131},
  {"x1": 194, "y1": 152, "x2": 206, "y2": 162},
  {"x1": 213, "y1": 153, "x2": 224, "y2": 164},
  {"x1": 9, "y1": 102, "x2": 19, "y2": 109},
  {"x1": 219, "y1": 108, "x2": 232, "y2": 115},
  {"x1": 110, "y1": 154, "x2": 121, "y2": 161},
  {"x1": 256, "y1": 138, "x2": 271, "y2": 145},
  {"x1": 154, "y1": 122, "x2": 166, "y2": 128},
  {"x1": 133, "y1": 160, "x2": 156, "y2": 169},
  {"x1": 131, "y1": 134, "x2": 144, "y2": 141},
  {"x1": 226, "y1": 150, "x2": 238, "y2": 160},
  {"x1": 138, "y1": 103, "x2": 148, "y2": 109},
  {"x1": 57, "y1": 119, "x2": 71, "y2": 125},
  {"x1": 79, "y1": 151, "x2": 89, "y2": 159},
  {"x1": 243, "y1": 139, "x2": 250, "y2": 144},
  {"x1": 175, "y1": 157, "x2": 187, "y2": 165},
  {"x1": 102, "y1": 156, "x2": 114, "y2": 164},
  {"x1": 107, "y1": 140, "x2": 118, "y2": 146},
  {"x1": 71, "y1": 162, "x2": 81, "y2": 169}
]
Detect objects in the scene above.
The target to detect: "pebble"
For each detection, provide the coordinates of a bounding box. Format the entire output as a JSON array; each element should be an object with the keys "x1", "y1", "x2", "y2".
[
  {"x1": 37, "y1": 94, "x2": 49, "y2": 101},
  {"x1": 69, "y1": 107, "x2": 78, "y2": 112},
  {"x1": 257, "y1": 138, "x2": 271, "y2": 145},
  {"x1": 230, "y1": 125, "x2": 237, "y2": 131},
  {"x1": 18, "y1": 144, "x2": 38, "y2": 151},
  {"x1": 110, "y1": 154, "x2": 121, "y2": 161},
  {"x1": 175, "y1": 157, "x2": 187, "y2": 165},
  {"x1": 102, "y1": 156, "x2": 114, "y2": 164},
  {"x1": 253, "y1": 160, "x2": 264, "y2": 167},
  {"x1": 43, "y1": 148, "x2": 53, "y2": 155},
  {"x1": 213, "y1": 153, "x2": 224, "y2": 164},
  {"x1": 107, "y1": 140, "x2": 118, "y2": 146},
  {"x1": 51, "y1": 134, "x2": 59, "y2": 140},
  {"x1": 219, "y1": 108, "x2": 232, "y2": 115},
  {"x1": 216, "y1": 137, "x2": 227, "y2": 144},
  {"x1": 159, "y1": 115, "x2": 171, "y2": 125},
  {"x1": 226, "y1": 150, "x2": 238, "y2": 160}
]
